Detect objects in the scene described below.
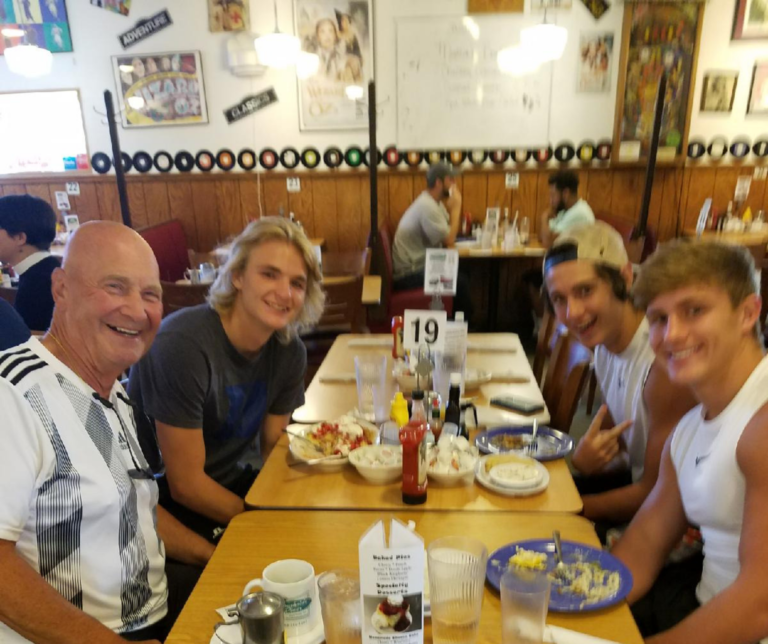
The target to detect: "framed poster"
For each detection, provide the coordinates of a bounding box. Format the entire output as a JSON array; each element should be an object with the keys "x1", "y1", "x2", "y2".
[
  {"x1": 578, "y1": 32, "x2": 613, "y2": 93},
  {"x1": 733, "y1": 0, "x2": 768, "y2": 40},
  {"x1": 208, "y1": 0, "x2": 248, "y2": 32},
  {"x1": 90, "y1": 0, "x2": 130, "y2": 16},
  {"x1": 111, "y1": 51, "x2": 208, "y2": 128},
  {"x1": 294, "y1": 0, "x2": 373, "y2": 130},
  {"x1": 700, "y1": 71, "x2": 738, "y2": 113},
  {"x1": 748, "y1": 61, "x2": 768, "y2": 114},
  {"x1": 0, "y1": 0, "x2": 72, "y2": 54},
  {"x1": 614, "y1": 3, "x2": 702, "y2": 162}
]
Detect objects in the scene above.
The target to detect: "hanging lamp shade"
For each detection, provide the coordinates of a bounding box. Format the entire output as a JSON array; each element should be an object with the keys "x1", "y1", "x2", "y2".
[
  {"x1": 254, "y1": 32, "x2": 301, "y2": 68},
  {"x1": 5, "y1": 44, "x2": 53, "y2": 78},
  {"x1": 521, "y1": 23, "x2": 568, "y2": 62}
]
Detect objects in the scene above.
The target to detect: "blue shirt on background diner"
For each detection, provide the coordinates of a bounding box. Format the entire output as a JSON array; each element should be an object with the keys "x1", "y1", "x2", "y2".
[{"x1": 0, "y1": 299, "x2": 31, "y2": 350}]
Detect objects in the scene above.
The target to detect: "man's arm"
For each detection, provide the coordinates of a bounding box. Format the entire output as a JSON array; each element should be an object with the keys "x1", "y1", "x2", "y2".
[
  {"x1": 645, "y1": 403, "x2": 768, "y2": 644},
  {"x1": 582, "y1": 363, "x2": 697, "y2": 522},
  {"x1": 261, "y1": 413, "x2": 290, "y2": 463},
  {"x1": 0, "y1": 540, "x2": 158, "y2": 644},
  {"x1": 156, "y1": 505, "x2": 214, "y2": 566},
  {"x1": 612, "y1": 437, "x2": 689, "y2": 604},
  {"x1": 538, "y1": 207, "x2": 555, "y2": 247},
  {"x1": 156, "y1": 422, "x2": 245, "y2": 525},
  {"x1": 443, "y1": 186, "x2": 462, "y2": 247}
]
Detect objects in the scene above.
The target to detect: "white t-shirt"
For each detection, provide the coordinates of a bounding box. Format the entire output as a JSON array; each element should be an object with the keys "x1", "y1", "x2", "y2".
[
  {"x1": 549, "y1": 199, "x2": 595, "y2": 234},
  {"x1": 670, "y1": 355, "x2": 768, "y2": 622},
  {"x1": 0, "y1": 338, "x2": 168, "y2": 642},
  {"x1": 392, "y1": 191, "x2": 450, "y2": 279},
  {"x1": 594, "y1": 318, "x2": 655, "y2": 482}
]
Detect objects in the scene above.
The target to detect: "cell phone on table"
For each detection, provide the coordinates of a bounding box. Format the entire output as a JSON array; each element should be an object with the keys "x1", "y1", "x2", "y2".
[{"x1": 490, "y1": 396, "x2": 545, "y2": 415}]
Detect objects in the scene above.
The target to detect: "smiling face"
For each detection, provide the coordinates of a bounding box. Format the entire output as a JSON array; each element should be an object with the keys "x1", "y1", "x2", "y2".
[
  {"x1": 317, "y1": 19, "x2": 338, "y2": 51},
  {"x1": 231, "y1": 240, "x2": 308, "y2": 337},
  {"x1": 646, "y1": 283, "x2": 761, "y2": 388},
  {"x1": 545, "y1": 260, "x2": 630, "y2": 350}
]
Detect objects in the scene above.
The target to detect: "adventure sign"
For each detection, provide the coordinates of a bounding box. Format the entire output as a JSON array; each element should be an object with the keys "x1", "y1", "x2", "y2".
[
  {"x1": 119, "y1": 10, "x2": 173, "y2": 49},
  {"x1": 224, "y1": 88, "x2": 278, "y2": 124}
]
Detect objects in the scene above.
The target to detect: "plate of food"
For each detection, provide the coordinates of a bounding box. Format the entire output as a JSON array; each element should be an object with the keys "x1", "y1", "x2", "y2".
[
  {"x1": 349, "y1": 444, "x2": 402, "y2": 484},
  {"x1": 486, "y1": 540, "x2": 633, "y2": 612},
  {"x1": 371, "y1": 595, "x2": 413, "y2": 633},
  {"x1": 287, "y1": 416, "x2": 379, "y2": 471},
  {"x1": 393, "y1": 360, "x2": 432, "y2": 394},
  {"x1": 474, "y1": 426, "x2": 574, "y2": 461},
  {"x1": 474, "y1": 454, "x2": 549, "y2": 497},
  {"x1": 464, "y1": 369, "x2": 492, "y2": 390},
  {"x1": 427, "y1": 435, "x2": 479, "y2": 485}
]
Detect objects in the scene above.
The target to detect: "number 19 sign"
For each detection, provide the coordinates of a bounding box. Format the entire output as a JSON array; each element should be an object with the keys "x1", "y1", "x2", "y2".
[{"x1": 403, "y1": 309, "x2": 447, "y2": 354}]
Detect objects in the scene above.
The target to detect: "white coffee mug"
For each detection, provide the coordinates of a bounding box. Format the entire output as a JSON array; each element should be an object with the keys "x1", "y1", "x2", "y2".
[{"x1": 243, "y1": 560, "x2": 319, "y2": 636}]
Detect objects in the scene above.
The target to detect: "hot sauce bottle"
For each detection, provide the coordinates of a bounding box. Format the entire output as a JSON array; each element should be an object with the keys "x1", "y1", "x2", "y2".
[{"x1": 399, "y1": 390, "x2": 428, "y2": 505}]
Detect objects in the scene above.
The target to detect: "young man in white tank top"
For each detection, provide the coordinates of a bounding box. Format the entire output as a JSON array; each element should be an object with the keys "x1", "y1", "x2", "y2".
[
  {"x1": 614, "y1": 240, "x2": 768, "y2": 642},
  {"x1": 544, "y1": 223, "x2": 696, "y2": 531}
]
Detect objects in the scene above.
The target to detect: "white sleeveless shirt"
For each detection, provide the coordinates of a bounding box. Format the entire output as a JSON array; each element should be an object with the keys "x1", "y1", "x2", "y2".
[
  {"x1": 671, "y1": 355, "x2": 768, "y2": 609},
  {"x1": 594, "y1": 317, "x2": 655, "y2": 482}
]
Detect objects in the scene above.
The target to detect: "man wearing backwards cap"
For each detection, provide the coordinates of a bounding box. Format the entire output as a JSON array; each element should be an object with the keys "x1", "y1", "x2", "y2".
[
  {"x1": 391, "y1": 162, "x2": 473, "y2": 321},
  {"x1": 543, "y1": 222, "x2": 696, "y2": 534}
]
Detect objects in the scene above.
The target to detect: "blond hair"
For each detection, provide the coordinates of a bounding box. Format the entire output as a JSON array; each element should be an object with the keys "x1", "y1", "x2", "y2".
[
  {"x1": 208, "y1": 217, "x2": 325, "y2": 343},
  {"x1": 634, "y1": 239, "x2": 762, "y2": 340}
]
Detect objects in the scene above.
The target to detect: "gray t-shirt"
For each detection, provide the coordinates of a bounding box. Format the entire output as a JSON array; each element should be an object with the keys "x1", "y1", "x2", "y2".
[
  {"x1": 392, "y1": 191, "x2": 450, "y2": 279},
  {"x1": 128, "y1": 305, "x2": 306, "y2": 488}
]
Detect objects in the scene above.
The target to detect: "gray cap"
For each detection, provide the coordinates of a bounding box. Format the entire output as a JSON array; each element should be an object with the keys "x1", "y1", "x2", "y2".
[{"x1": 426, "y1": 161, "x2": 460, "y2": 187}]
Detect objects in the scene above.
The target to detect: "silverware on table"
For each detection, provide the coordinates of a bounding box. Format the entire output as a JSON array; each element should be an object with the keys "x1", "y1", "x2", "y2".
[
  {"x1": 552, "y1": 530, "x2": 570, "y2": 582},
  {"x1": 529, "y1": 418, "x2": 539, "y2": 454}
]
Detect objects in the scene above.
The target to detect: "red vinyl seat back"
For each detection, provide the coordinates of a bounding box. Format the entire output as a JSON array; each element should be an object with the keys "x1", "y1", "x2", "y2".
[{"x1": 137, "y1": 220, "x2": 191, "y2": 282}]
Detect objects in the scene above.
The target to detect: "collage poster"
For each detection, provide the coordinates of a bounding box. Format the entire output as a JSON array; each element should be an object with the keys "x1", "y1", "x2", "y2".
[
  {"x1": 90, "y1": 0, "x2": 130, "y2": 16},
  {"x1": 208, "y1": 0, "x2": 248, "y2": 32},
  {"x1": 578, "y1": 32, "x2": 613, "y2": 93},
  {"x1": 112, "y1": 51, "x2": 209, "y2": 128},
  {"x1": 0, "y1": 0, "x2": 72, "y2": 54},
  {"x1": 294, "y1": 0, "x2": 373, "y2": 130}
]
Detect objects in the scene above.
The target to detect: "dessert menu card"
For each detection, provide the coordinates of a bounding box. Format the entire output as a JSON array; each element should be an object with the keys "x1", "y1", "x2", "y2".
[{"x1": 359, "y1": 519, "x2": 425, "y2": 644}]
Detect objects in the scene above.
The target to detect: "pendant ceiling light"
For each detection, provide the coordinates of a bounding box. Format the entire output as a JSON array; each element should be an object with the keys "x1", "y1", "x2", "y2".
[
  {"x1": 521, "y1": 9, "x2": 567, "y2": 63},
  {"x1": 254, "y1": 0, "x2": 301, "y2": 68},
  {"x1": 2, "y1": 28, "x2": 53, "y2": 78}
]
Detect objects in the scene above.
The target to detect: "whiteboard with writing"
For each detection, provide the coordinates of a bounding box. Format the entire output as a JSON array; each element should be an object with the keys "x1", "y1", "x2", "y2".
[{"x1": 396, "y1": 15, "x2": 553, "y2": 149}]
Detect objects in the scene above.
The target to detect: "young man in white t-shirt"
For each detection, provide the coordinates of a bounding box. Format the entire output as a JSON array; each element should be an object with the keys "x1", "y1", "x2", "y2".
[
  {"x1": 614, "y1": 240, "x2": 768, "y2": 642},
  {"x1": 543, "y1": 222, "x2": 696, "y2": 533}
]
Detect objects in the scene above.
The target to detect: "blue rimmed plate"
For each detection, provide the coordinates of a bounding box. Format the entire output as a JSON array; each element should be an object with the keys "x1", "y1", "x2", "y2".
[
  {"x1": 486, "y1": 539, "x2": 633, "y2": 612},
  {"x1": 474, "y1": 426, "x2": 573, "y2": 461}
]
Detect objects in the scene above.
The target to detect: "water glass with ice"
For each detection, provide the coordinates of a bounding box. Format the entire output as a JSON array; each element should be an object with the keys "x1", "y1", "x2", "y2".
[
  {"x1": 354, "y1": 355, "x2": 388, "y2": 422},
  {"x1": 427, "y1": 536, "x2": 488, "y2": 644},
  {"x1": 317, "y1": 569, "x2": 362, "y2": 644},
  {"x1": 500, "y1": 568, "x2": 550, "y2": 644}
]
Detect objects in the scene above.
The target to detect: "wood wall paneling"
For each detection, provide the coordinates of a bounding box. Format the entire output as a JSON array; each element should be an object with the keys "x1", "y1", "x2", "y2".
[
  {"x1": 610, "y1": 170, "x2": 644, "y2": 222},
  {"x1": 741, "y1": 167, "x2": 765, "y2": 217},
  {"x1": 2, "y1": 184, "x2": 26, "y2": 195},
  {"x1": 142, "y1": 181, "x2": 170, "y2": 227},
  {"x1": 712, "y1": 167, "x2": 741, "y2": 215},
  {"x1": 263, "y1": 176, "x2": 288, "y2": 217},
  {"x1": 585, "y1": 170, "x2": 613, "y2": 217},
  {"x1": 388, "y1": 175, "x2": 414, "y2": 231},
  {"x1": 682, "y1": 167, "x2": 716, "y2": 231},
  {"x1": 513, "y1": 172, "x2": 539, "y2": 232},
  {"x1": 239, "y1": 179, "x2": 261, "y2": 223},
  {"x1": 25, "y1": 183, "x2": 54, "y2": 208},
  {"x1": 311, "y1": 177, "x2": 339, "y2": 252},
  {"x1": 96, "y1": 183, "x2": 121, "y2": 223},
  {"x1": 658, "y1": 169, "x2": 683, "y2": 242},
  {"x1": 535, "y1": 172, "x2": 551, "y2": 235},
  {"x1": 288, "y1": 177, "x2": 315, "y2": 238},
  {"x1": 75, "y1": 182, "x2": 100, "y2": 223},
  {"x1": 468, "y1": 0, "x2": 524, "y2": 11},
  {"x1": 126, "y1": 183, "x2": 149, "y2": 229},
  {"x1": 216, "y1": 180, "x2": 243, "y2": 241},
  {"x1": 462, "y1": 173, "x2": 488, "y2": 222},
  {"x1": 486, "y1": 172, "x2": 508, "y2": 211},
  {"x1": 335, "y1": 176, "x2": 363, "y2": 252},
  {"x1": 190, "y1": 182, "x2": 220, "y2": 251},
  {"x1": 167, "y1": 181, "x2": 198, "y2": 250}
]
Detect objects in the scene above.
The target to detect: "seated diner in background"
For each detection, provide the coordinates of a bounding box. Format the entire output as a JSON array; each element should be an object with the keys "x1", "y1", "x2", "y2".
[
  {"x1": 613, "y1": 240, "x2": 768, "y2": 643},
  {"x1": 391, "y1": 161, "x2": 473, "y2": 322},
  {"x1": 0, "y1": 221, "x2": 214, "y2": 644},
  {"x1": 537, "y1": 170, "x2": 595, "y2": 248},
  {"x1": 0, "y1": 194, "x2": 61, "y2": 332},
  {"x1": 0, "y1": 298, "x2": 30, "y2": 350},
  {"x1": 128, "y1": 217, "x2": 325, "y2": 542},
  {"x1": 543, "y1": 222, "x2": 696, "y2": 539}
]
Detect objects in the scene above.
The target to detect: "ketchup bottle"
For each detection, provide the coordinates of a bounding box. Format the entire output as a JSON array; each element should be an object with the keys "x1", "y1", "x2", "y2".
[
  {"x1": 399, "y1": 390, "x2": 428, "y2": 505},
  {"x1": 392, "y1": 316, "x2": 404, "y2": 359}
]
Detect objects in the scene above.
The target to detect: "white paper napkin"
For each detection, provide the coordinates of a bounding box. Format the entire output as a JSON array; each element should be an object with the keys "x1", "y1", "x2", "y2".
[
  {"x1": 319, "y1": 373, "x2": 356, "y2": 384},
  {"x1": 545, "y1": 625, "x2": 622, "y2": 644}
]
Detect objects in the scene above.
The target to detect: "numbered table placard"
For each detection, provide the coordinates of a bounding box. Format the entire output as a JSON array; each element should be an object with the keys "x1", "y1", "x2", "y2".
[{"x1": 403, "y1": 309, "x2": 447, "y2": 354}]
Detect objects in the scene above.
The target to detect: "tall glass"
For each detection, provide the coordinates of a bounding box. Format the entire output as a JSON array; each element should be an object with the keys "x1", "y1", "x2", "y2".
[
  {"x1": 317, "y1": 569, "x2": 362, "y2": 644},
  {"x1": 432, "y1": 350, "x2": 466, "y2": 403},
  {"x1": 519, "y1": 217, "x2": 530, "y2": 245},
  {"x1": 500, "y1": 568, "x2": 550, "y2": 644},
  {"x1": 427, "y1": 537, "x2": 488, "y2": 644},
  {"x1": 354, "y1": 355, "x2": 388, "y2": 422}
]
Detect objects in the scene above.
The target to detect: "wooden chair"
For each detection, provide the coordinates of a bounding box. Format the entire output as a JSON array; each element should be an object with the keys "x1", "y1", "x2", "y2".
[
  {"x1": 542, "y1": 331, "x2": 593, "y2": 434},
  {"x1": 160, "y1": 281, "x2": 210, "y2": 318},
  {"x1": 0, "y1": 286, "x2": 17, "y2": 307},
  {"x1": 532, "y1": 310, "x2": 557, "y2": 387}
]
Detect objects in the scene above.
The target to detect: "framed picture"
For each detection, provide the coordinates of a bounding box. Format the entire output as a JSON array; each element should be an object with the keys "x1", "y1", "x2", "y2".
[
  {"x1": 90, "y1": 0, "x2": 131, "y2": 16},
  {"x1": 578, "y1": 32, "x2": 613, "y2": 93},
  {"x1": 111, "y1": 51, "x2": 208, "y2": 128},
  {"x1": 733, "y1": 0, "x2": 768, "y2": 40},
  {"x1": 208, "y1": 0, "x2": 248, "y2": 32},
  {"x1": 294, "y1": 0, "x2": 374, "y2": 131},
  {"x1": 700, "y1": 72, "x2": 738, "y2": 113},
  {"x1": 748, "y1": 61, "x2": 768, "y2": 114},
  {"x1": 0, "y1": 0, "x2": 72, "y2": 54}
]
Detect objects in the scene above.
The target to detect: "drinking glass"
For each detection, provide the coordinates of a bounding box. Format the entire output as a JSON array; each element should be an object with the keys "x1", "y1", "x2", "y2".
[
  {"x1": 432, "y1": 350, "x2": 466, "y2": 403},
  {"x1": 317, "y1": 569, "x2": 362, "y2": 644},
  {"x1": 519, "y1": 217, "x2": 530, "y2": 245},
  {"x1": 427, "y1": 536, "x2": 488, "y2": 644},
  {"x1": 500, "y1": 568, "x2": 550, "y2": 644},
  {"x1": 354, "y1": 355, "x2": 388, "y2": 422}
]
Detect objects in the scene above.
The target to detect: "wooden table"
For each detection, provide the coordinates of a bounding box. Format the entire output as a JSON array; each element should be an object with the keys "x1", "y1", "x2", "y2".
[
  {"x1": 361, "y1": 275, "x2": 382, "y2": 305},
  {"x1": 683, "y1": 228, "x2": 768, "y2": 245},
  {"x1": 456, "y1": 241, "x2": 546, "y2": 259},
  {"x1": 166, "y1": 511, "x2": 642, "y2": 644}
]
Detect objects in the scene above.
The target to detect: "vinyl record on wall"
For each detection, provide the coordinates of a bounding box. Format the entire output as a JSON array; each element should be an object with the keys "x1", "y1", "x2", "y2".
[
  {"x1": 595, "y1": 141, "x2": 612, "y2": 162},
  {"x1": 175, "y1": 151, "x2": 195, "y2": 172},
  {"x1": 323, "y1": 147, "x2": 343, "y2": 168},
  {"x1": 405, "y1": 150, "x2": 423, "y2": 167},
  {"x1": 196, "y1": 150, "x2": 215, "y2": 171},
  {"x1": 753, "y1": 140, "x2": 768, "y2": 158},
  {"x1": 554, "y1": 143, "x2": 576, "y2": 163},
  {"x1": 383, "y1": 146, "x2": 402, "y2": 167},
  {"x1": 490, "y1": 149, "x2": 509, "y2": 165},
  {"x1": 133, "y1": 151, "x2": 153, "y2": 173},
  {"x1": 216, "y1": 149, "x2": 236, "y2": 171},
  {"x1": 535, "y1": 146, "x2": 553, "y2": 164},
  {"x1": 730, "y1": 139, "x2": 751, "y2": 159},
  {"x1": 363, "y1": 148, "x2": 382, "y2": 167},
  {"x1": 512, "y1": 148, "x2": 531, "y2": 164},
  {"x1": 280, "y1": 148, "x2": 300, "y2": 169},
  {"x1": 92, "y1": 152, "x2": 112, "y2": 174},
  {"x1": 687, "y1": 140, "x2": 706, "y2": 159},
  {"x1": 577, "y1": 142, "x2": 596, "y2": 162},
  {"x1": 345, "y1": 146, "x2": 364, "y2": 168},
  {"x1": 238, "y1": 149, "x2": 257, "y2": 171},
  {"x1": 449, "y1": 150, "x2": 468, "y2": 165},
  {"x1": 469, "y1": 150, "x2": 488, "y2": 165},
  {"x1": 114, "y1": 152, "x2": 133, "y2": 172},
  {"x1": 707, "y1": 137, "x2": 728, "y2": 160},
  {"x1": 301, "y1": 148, "x2": 321, "y2": 169},
  {"x1": 426, "y1": 150, "x2": 445, "y2": 165},
  {"x1": 154, "y1": 151, "x2": 174, "y2": 173},
  {"x1": 260, "y1": 148, "x2": 279, "y2": 170}
]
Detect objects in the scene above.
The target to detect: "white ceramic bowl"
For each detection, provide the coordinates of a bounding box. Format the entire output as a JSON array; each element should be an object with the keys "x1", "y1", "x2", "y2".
[
  {"x1": 394, "y1": 371, "x2": 432, "y2": 394},
  {"x1": 287, "y1": 419, "x2": 379, "y2": 472},
  {"x1": 427, "y1": 435, "x2": 479, "y2": 485},
  {"x1": 349, "y1": 444, "x2": 403, "y2": 484}
]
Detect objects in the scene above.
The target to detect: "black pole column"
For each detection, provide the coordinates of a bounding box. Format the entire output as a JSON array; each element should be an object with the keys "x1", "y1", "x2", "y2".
[
  {"x1": 367, "y1": 80, "x2": 378, "y2": 248},
  {"x1": 637, "y1": 71, "x2": 667, "y2": 240},
  {"x1": 104, "y1": 90, "x2": 132, "y2": 228}
]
